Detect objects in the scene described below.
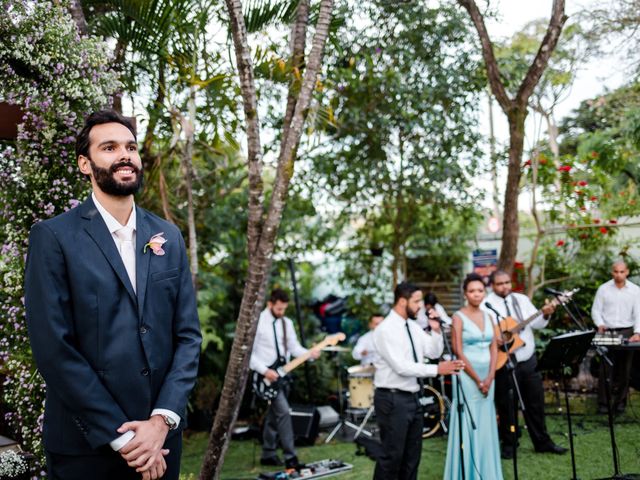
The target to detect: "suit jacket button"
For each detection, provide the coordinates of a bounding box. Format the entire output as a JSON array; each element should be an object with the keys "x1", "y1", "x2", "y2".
[
  {"x1": 141, "y1": 368, "x2": 150, "y2": 376},
  {"x1": 140, "y1": 326, "x2": 148, "y2": 334}
]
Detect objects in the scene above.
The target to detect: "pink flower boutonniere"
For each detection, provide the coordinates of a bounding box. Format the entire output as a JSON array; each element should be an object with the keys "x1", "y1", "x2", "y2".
[{"x1": 144, "y1": 232, "x2": 167, "y2": 256}]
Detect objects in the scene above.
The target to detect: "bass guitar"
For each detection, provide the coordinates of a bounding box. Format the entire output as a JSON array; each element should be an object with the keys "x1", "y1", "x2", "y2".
[
  {"x1": 495, "y1": 289, "x2": 577, "y2": 370},
  {"x1": 252, "y1": 332, "x2": 346, "y2": 400}
]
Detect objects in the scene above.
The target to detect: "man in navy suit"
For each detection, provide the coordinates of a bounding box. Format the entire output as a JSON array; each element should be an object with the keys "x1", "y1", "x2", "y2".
[{"x1": 24, "y1": 110, "x2": 202, "y2": 479}]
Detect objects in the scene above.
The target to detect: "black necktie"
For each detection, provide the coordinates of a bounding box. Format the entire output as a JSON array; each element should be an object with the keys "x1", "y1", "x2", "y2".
[{"x1": 406, "y1": 322, "x2": 425, "y2": 394}]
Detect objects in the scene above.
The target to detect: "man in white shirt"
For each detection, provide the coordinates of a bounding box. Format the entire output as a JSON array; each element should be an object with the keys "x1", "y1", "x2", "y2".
[
  {"x1": 373, "y1": 282, "x2": 463, "y2": 480},
  {"x1": 591, "y1": 261, "x2": 640, "y2": 413},
  {"x1": 482, "y1": 270, "x2": 566, "y2": 459},
  {"x1": 250, "y1": 289, "x2": 320, "y2": 468},
  {"x1": 352, "y1": 314, "x2": 384, "y2": 365}
]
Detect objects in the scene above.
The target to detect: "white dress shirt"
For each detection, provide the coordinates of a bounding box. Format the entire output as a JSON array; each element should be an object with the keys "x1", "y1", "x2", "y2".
[
  {"x1": 250, "y1": 308, "x2": 308, "y2": 374},
  {"x1": 373, "y1": 309, "x2": 444, "y2": 392},
  {"x1": 92, "y1": 193, "x2": 180, "y2": 450},
  {"x1": 591, "y1": 279, "x2": 640, "y2": 333},
  {"x1": 482, "y1": 291, "x2": 547, "y2": 363},
  {"x1": 352, "y1": 330, "x2": 379, "y2": 365}
]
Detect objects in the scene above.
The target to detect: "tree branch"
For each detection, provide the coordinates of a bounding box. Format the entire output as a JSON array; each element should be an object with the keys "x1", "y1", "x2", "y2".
[
  {"x1": 515, "y1": 0, "x2": 568, "y2": 107},
  {"x1": 457, "y1": 0, "x2": 512, "y2": 112},
  {"x1": 224, "y1": 0, "x2": 264, "y2": 261}
]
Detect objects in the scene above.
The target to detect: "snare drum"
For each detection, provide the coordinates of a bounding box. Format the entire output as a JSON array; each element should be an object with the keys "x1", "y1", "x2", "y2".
[{"x1": 348, "y1": 367, "x2": 375, "y2": 409}]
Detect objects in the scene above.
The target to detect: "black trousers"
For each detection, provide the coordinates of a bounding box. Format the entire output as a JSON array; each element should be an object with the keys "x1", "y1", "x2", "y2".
[
  {"x1": 373, "y1": 389, "x2": 423, "y2": 480},
  {"x1": 45, "y1": 432, "x2": 182, "y2": 480},
  {"x1": 495, "y1": 355, "x2": 552, "y2": 451},
  {"x1": 598, "y1": 327, "x2": 635, "y2": 409}
]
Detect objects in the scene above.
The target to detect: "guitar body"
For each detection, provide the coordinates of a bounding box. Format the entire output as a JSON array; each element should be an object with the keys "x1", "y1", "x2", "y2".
[
  {"x1": 251, "y1": 332, "x2": 347, "y2": 401},
  {"x1": 252, "y1": 358, "x2": 289, "y2": 401},
  {"x1": 495, "y1": 316, "x2": 525, "y2": 370}
]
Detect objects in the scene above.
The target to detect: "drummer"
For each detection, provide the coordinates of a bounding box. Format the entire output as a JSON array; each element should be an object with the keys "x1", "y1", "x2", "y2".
[{"x1": 352, "y1": 313, "x2": 384, "y2": 365}]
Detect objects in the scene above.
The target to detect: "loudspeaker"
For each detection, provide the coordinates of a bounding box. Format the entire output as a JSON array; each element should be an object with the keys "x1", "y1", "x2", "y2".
[
  {"x1": 289, "y1": 404, "x2": 319, "y2": 446},
  {"x1": 315, "y1": 405, "x2": 339, "y2": 429}
]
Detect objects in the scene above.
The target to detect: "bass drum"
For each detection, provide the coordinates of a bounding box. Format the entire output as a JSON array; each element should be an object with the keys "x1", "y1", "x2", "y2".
[{"x1": 422, "y1": 385, "x2": 449, "y2": 439}]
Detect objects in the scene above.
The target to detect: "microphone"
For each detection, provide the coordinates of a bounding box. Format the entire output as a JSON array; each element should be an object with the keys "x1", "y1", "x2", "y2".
[{"x1": 484, "y1": 302, "x2": 503, "y2": 320}]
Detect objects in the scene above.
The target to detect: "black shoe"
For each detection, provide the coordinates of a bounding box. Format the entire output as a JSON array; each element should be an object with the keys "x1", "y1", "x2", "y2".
[
  {"x1": 260, "y1": 456, "x2": 284, "y2": 466},
  {"x1": 285, "y1": 455, "x2": 300, "y2": 469},
  {"x1": 535, "y1": 443, "x2": 568, "y2": 454}
]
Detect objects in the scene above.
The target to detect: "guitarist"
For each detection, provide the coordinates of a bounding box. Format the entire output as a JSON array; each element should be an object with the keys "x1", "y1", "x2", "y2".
[
  {"x1": 249, "y1": 288, "x2": 320, "y2": 469},
  {"x1": 483, "y1": 270, "x2": 567, "y2": 459}
]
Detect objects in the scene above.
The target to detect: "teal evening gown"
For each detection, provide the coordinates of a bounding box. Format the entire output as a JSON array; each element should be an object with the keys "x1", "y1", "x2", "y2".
[{"x1": 444, "y1": 311, "x2": 503, "y2": 480}]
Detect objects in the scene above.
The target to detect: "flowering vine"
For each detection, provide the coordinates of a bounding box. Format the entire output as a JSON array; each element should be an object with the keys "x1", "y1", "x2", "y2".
[{"x1": 0, "y1": 1, "x2": 119, "y2": 473}]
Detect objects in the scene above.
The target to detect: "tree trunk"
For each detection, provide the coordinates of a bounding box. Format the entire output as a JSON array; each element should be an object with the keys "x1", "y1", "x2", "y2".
[
  {"x1": 199, "y1": 1, "x2": 335, "y2": 478},
  {"x1": 458, "y1": 0, "x2": 567, "y2": 272},
  {"x1": 180, "y1": 88, "x2": 198, "y2": 290},
  {"x1": 67, "y1": 0, "x2": 88, "y2": 36},
  {"x1": 498, "y1": 108, "x2": 527, "y2": 273}
]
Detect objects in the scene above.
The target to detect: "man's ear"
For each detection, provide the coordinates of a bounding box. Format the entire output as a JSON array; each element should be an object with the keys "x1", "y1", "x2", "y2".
[{"x1": 78, "y1": 155, "x2": 91, "y2": 176}]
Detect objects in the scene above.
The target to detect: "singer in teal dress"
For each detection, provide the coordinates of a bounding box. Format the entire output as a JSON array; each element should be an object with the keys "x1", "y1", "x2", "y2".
[{"x1": 444, "y1": 273, "x2": 503, "y2": 480}]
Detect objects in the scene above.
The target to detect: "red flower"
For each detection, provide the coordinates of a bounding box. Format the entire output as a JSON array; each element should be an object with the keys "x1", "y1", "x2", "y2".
[
  {"x1": 558, "y1": 165, "x2": 572, "y2": 172},
  {"x1": 580, "y1": 206, "x2": 587, "y2": 211},
  {"x1": 609, "y1": 219, "x2": 617, "y2": 224},
  {"x1": 593, "y1": 218, "x2": 600, "y2": 224},
  {"x1": 556, "y1": 240, "x2": 565, "y2": 247},
  {"x1": 590, "y1": 196, "x2": 598, "y2": 201},
  {"x1": 600, "y1": 227, "x2": 608, "y2": 234},
  {"x1": 539, "y1": 158, "x2": 548, "y2": 165},
  {"x1": 578, "y1": 180, "x2": 588, "y2": 187},
  {"x1": 580, "y1": 233, "x2": 589, "y2": 239},
  {"x1": 524, "y1": 159, "x2": 532, "y2": 167},
  {"x1": 591, "y1": 151, "x2": 599, "y2": 158},
  {"x1": 575, "y1": 190, "x2": 584, "y2": 195}
]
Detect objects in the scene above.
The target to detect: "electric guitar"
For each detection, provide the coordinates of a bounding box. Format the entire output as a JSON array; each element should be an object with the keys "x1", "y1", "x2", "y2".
[
  {"x1": 495, "y1": 289, "x2": 577, "y2": 370},
  {"x1": 252, "y1": 332, "x2": 346, "y2": 400}
]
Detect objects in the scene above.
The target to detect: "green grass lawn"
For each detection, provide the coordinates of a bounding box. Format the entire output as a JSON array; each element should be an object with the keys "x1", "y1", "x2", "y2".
[{"x1": 180, "y1": 392, "x2": 640, "y2": 479}]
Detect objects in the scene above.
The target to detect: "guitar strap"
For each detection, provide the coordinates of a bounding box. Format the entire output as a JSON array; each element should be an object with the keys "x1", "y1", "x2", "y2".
[
  {"x1": 511, "y1": 294, "x2": 525, "y2": 323},
  {"x1": 272, "y1": 319, "x2": 284, "y2": 363}
]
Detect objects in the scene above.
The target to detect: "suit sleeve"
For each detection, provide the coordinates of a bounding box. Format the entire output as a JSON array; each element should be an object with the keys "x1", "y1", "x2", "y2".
[
  {"x1": 153, "y1": 232, "x2": 202, "y2": 421},
  {"x1": 25, "y1": 222, "x2": 129, "y2": 449}
]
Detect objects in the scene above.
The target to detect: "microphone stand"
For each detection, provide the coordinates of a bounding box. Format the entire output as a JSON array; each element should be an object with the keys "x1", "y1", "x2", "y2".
[
  {"x1": 485, "y1": 303, "x2": 524, "y2": 480},
  {"x1": 438, "y1": 317, "x2": 476, "y2": 480},
  {"x1": 551, "y1": 293, "x2": 625, "y2": 479}
]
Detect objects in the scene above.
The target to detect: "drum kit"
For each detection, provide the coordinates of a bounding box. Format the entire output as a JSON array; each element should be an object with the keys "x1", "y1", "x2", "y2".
[{"x1": 322, "y1": 345, "x2": 450, "y2": 440}]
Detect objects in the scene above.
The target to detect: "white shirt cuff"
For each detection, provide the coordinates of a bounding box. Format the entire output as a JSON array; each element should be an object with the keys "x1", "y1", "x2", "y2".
[
  {"x1": 151, "y1": 408, "x2": 181, "y2": 429},
  {"x1": 110, "y1": 430, "x2": 135, "y2": 451}
]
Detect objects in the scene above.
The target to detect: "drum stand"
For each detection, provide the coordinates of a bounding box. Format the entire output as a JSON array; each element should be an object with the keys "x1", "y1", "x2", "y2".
[{"x1": 325, "y1": 358, "x2": 373, "y2": 442}]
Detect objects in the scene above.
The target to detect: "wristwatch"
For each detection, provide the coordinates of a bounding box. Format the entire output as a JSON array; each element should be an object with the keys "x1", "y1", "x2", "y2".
[{"x1": 160, "y1": 414, "x2": 178, "y2": 430}]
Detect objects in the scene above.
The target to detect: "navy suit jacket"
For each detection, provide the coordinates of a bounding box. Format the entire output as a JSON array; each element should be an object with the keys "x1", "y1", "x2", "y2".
[{"x1": 24, "y1": 196, "x2": 202, "y2": 454}]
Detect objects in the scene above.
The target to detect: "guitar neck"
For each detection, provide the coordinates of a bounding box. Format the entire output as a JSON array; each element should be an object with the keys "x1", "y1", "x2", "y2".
[
  {"x1": 510, "y1": 310, "x2": 544, "y2": 333},
  {"x1": 282, "y1": 338, "x2": 333, "y2": 374}
]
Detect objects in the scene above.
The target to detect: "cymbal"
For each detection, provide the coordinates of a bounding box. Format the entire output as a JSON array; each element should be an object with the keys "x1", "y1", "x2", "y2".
[{"x1": 322, "y1": 345, "x2": 350, "y2": 352}]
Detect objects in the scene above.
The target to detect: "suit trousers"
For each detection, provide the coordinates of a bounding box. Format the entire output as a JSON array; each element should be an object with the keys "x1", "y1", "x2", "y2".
[
  {"x1": 261, "y1": 387, "x2": 296, "y2": 461},
  {"x1": 495, "y1": 355, "x2": 552, "y2": 451},
  {"x1": 45, "y1": 431, "x2": 182, "y2": 480},
  {"x1": 373, "y1": 389, "x2": 423, "y2": 480},
  {"x1": 598, "y1": 327, "x2": 635, "y2": 409}
]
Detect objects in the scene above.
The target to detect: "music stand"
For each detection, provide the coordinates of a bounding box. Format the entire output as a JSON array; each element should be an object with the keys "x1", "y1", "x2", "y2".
[{"x1": 538, "y1": 330, "x2": 595, "y2": 480}]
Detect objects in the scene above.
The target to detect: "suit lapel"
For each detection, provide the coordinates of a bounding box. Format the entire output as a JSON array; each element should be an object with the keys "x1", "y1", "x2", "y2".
[
  {"x1": 81, "y1": 197, "x2": 137, "y2": 305},
  {"x1": 135, "y1": 207, "x2": 151, "y2": 321}
]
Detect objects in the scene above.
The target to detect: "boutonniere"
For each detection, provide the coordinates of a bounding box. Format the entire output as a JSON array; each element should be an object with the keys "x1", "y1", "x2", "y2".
[{"x1": 144, "y1": 232, "x2": 167, "y2": 256}]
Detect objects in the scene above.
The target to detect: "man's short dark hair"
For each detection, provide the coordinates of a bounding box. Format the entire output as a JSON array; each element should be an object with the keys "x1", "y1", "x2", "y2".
[
  {"x1": 424, "y1": 292, "x2": 438, "y2": 307},
  {"x1": 463, "y1": 272, "x2": 485, "y2": 291},
  {"x1": 394, "y1": 282, "x2": 421, "y2": 304},
  {"x1": 269, "y1": 288, "x2": 290, "y2": 304},
  {"x1": 75, "y1": 110, "x2": 137, "y2": 160},
  {"x1": 489, "y1": 269, "x2": 510, "y2": 285}
]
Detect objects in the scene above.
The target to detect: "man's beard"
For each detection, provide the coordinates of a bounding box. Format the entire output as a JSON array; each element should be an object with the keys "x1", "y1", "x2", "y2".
[
  {"x1": 406, "y1": 305, "x2": 418, "y2": 320},
  {"x1": 89, "y1": 158, "x2": 143, "y2": 196}
]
